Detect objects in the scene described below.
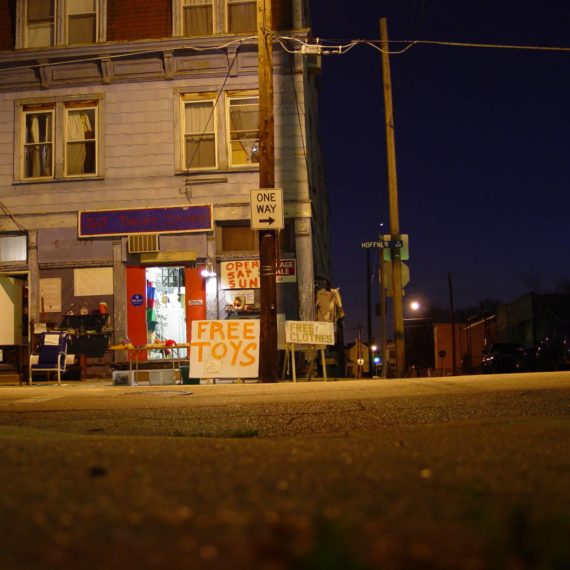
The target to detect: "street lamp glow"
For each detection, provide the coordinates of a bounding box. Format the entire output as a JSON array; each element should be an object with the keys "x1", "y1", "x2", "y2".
[{"x1": 410, "y1": 300, "x2": 421, "y2": 312}]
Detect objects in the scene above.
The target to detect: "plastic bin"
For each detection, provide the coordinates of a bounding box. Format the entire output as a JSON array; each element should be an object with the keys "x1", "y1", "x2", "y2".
[
  {"x1": 112, "y1": 370, "x2": 136, "y2": 386},
  {"x1": 180, "y1": 365, "x2": 199, "y2": 385}
]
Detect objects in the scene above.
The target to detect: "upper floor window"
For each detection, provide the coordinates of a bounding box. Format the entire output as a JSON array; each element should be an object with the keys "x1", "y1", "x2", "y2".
[
  {"x1": 67, "y1": 0, "x2": 98, "y2": 45},
  {"x1": 20, "y1": 99, "x2": 100, "y2": 181},
  {"x1": 25, "y1": 0, "x2": 55, "y2": 48},
  {"x1": 20, "y1": 0, "x2": 104, "y2": 48},
  {"x1": 174, "y1": 0, "x2": 256, "y2": 36},
  {"x1": 182, "y1": 0, "x2": 213, "y2": 36},
  {"x1": 227, "y1": 95, "x2": 259, "y2": 167},
  {"x1": 182, "y1": 96, "x2": 217, "y2": 170},
  {"x1": 226, "y1": 0, "x2": 256, "y2": 34}
]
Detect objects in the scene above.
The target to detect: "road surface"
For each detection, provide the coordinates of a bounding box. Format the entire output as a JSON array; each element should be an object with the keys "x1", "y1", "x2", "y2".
[{"x1": 0, "y1": 372, "x2": 568, "y2": 569}]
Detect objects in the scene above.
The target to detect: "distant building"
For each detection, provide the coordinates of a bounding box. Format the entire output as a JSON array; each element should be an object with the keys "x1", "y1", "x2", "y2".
[
  {"x1": 496, "y1": 293, "x2": 570, "y2": 347},
  {"x1": 0, "y1": 0, "x2": 330, "y2": 378}
]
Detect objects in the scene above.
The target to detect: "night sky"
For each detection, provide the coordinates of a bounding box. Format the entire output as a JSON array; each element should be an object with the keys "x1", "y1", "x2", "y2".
[{"x1": 309, "y1": 0, "x2": 570, "y2": 342}]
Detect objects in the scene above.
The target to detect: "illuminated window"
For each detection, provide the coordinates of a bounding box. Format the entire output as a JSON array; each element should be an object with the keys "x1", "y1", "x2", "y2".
[
  {"x1": 182, "y1": 97, "x2": 217, "y2": 170},
  {"x1": 66, "y1": 0, "x2": 97, "y2": 45},
  {"x1": 226, "y1": 0, "x2": 256, "y2": 33},
  {"x1": 20, "y1": 99, "x2": 100, "y2": 181},
  {"x1": 173, "y1": 0, "x2": 256, "y2": 36},
  {"x1": 22, "y1": 105, "x2": 54, "y2": 179},
  {"x1": 25, "y1": 0, "x2": 55, "y2": 48},
  {"x1": 20, "y1": 0, "x2": 104, "y2": 48},
  {"x1": 182, "y1": 0, "x2": 213, "y2": 36},
  {"x1": 64, "y1": 102, "x2": 98, "y2": 176},
  {"x1": 227, "y1": 95, "x2": 259, "y2": 167}
]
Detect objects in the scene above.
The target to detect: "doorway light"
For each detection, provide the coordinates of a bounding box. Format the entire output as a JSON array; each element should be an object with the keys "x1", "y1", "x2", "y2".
[{"x1": 201, "y1": 261, "x2": 216, "y2": 278}]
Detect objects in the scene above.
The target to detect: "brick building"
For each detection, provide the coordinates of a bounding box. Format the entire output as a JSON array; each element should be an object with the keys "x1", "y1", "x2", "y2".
[{"x1": 0, "y1": 0, "x2": 329, "y2": 378}]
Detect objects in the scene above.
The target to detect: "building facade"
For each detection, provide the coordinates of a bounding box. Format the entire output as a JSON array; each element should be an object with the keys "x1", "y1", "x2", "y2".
[{"x1": 0, "y1": 0, "x2": 330, "y2": 377}]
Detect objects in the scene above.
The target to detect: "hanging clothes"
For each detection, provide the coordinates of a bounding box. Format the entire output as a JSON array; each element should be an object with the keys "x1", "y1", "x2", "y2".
[{"x1": 316, "y1": 287, "x2": 345, "y2": 322}]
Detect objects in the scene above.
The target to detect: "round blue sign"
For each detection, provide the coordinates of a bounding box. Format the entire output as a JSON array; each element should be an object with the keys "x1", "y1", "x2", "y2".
[{"x1": 131, "y1": 294, "x2": 144, "y2": 307}]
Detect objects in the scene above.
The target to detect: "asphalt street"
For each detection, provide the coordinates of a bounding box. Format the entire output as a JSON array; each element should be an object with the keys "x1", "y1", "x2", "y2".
[{"x1": 0, "y1": 372, "x2": 568, "y2": 569}]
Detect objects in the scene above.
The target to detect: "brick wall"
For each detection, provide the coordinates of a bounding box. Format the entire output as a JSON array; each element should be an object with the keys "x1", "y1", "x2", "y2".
[
  {"x1": 0, "y1": 0, "x2": 15, "y2": 51},
  {"x1": 107, "y1": 0, "x2": 171, "y2": 41}
]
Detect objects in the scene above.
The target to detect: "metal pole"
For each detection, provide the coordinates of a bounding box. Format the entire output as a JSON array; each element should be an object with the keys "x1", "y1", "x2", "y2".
[
  {"x1": 448, "y1": 272, "x2": 456, "y2": 375},
  {"x1": 366, "y1": 248, "x2": 373, "y2": 377},
  {"x1": 257, "y1": 0, "x2": 277, "y2": 382},
  {"x1": 380, "y1": 246, "x2": 387, "y2": 378},
  {"x1": 380, "y1": 18, "x2": 405, "y2": 377}
]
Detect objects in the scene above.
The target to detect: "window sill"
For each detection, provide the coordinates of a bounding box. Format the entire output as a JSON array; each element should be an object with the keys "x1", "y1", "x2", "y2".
[{"x1": 13, "y1": 176, "x2": 105, "y2": 185}]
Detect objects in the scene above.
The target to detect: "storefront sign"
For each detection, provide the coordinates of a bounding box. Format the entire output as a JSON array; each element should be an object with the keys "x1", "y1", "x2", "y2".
[
  {"x1": 78, "y1": 204, "x2": 213, "y2": 237},
  {"x1": 285, "y1": 321, "x2": 335, "y2": 346},
  {"x1": 276, "y1": 258, "x2": 296, "y2": 283},
  {"x1": 189, "y1": 320, "x2": 260, "y2": 378},
  {"x1": 220, "y1": 260, "x2": 260, "y2": 289}
]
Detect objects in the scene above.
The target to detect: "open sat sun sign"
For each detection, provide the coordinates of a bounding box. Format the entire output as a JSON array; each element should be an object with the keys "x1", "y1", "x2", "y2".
[{"x1": 189, "y1": 320, "x2": 260, "y2": 378}]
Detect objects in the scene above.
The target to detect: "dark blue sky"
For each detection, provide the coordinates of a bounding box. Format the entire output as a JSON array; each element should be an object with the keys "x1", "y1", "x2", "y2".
[{"x1": 309, "y1": 0, "x2": 570, "y2": 341}]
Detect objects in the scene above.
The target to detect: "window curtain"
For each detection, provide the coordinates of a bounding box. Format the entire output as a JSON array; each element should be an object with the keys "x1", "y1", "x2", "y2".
[
  {"x1": 185, "y1": 103, "x2": 215, "y2": 168},
  {"x1": 229, "y1": 101, "x2": 259, "y2": 164},
  {"x1": 227, "y1": 0, "x2": 256, "y2": 33},
  {"x1": 184, "y1": 0, "x2": 213, "y2": 36},
  {"x1": 25, "y1": 113, "x2": 52, "y2": 178},
  {"x1": 66, "y1": 110, "x2": 95, "y2": 175}
]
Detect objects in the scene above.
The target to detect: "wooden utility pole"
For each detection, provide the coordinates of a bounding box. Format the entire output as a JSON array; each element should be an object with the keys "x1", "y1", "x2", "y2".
[
  {"x1": 257, "y1": 0, "x2": 278, "y2": 382},
  {"x1": 380, "y1": 18, "x2": 406, "y2": 378}
]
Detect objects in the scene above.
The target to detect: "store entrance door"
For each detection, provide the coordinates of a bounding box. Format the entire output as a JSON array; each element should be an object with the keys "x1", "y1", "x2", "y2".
[{"x1": 126, "y1": 266, "x2": 205, "y2": 361}]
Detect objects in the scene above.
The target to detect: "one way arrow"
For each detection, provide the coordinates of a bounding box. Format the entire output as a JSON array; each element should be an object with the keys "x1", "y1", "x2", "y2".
[{"x1": 259, "y1": 216, "x2": 275, "y2": 225}]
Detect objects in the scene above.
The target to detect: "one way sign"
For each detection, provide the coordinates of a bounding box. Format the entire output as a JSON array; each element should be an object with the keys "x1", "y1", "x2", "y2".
[{"x1": 250, "y1": 188, "x2": 284, "y2": 230}]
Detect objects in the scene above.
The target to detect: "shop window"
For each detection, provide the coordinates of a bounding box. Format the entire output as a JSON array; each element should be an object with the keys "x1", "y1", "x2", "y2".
[
  {"x1": 19, "y1": 99, "x2": 100, "y2": 181},
  {"x1": 226, "y1": 0, "x2": 256, "y2": 33},
  {"x1": 0, "y1": 235, "x2": 27, "y2": 263},
  {"x1": 182, "y1": 97, "x2": 217, "y2": 170},
  {"x1": 20, "y1": 0, "x2": 104, "y2": 48},
  {"x1": 227, "y1": 95, "x2": 259, "y2": 167}
]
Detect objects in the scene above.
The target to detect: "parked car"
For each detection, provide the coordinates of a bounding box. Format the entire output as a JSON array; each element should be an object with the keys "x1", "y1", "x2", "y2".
[
  {"x1": 481, "y1": 343, "x2": 525, "y2": 374},
  {"x1": 532, "y1": 325, "x2": 570, "y2": 371}
]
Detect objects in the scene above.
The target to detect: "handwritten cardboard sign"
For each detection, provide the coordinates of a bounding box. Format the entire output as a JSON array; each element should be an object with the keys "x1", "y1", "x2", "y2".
[
  {"x1": 220, "y1": 260, "x2": 260, "y2": 289},
  {"x1": 190, "y1": 320, "x2": 260, "y2": 378},
  {"x1": 285, "y1": 321, "x2": 335, "y2": 346}
]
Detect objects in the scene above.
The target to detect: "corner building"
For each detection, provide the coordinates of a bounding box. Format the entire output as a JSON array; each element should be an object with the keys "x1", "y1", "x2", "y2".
[{"x1": 0, "y1": 0, "x2": 330, "y2": 377}]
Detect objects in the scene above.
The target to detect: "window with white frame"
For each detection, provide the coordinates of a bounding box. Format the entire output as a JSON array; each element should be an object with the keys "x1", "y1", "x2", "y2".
[
  {"x1": 226, "y1": 0, "x2": 256, "y2": 34},
  {"x1": 182, "y1": 0, "x2": 214, "y2": 36},
  {"x1": 227, "y1": 95, "x2": 259, "y2": 167},
  {"x1": 21, "y1": 0, "x2": 103, "y2": 48},
  {"x1": 174, "y1": 0, "x2": 256, "y2": 36},
  {"x1": 182, "y1": 97, "x2": 217, "y2": 170},
  {"x1": 20, "y1": 100, "x2": 99, "y2": 181}
]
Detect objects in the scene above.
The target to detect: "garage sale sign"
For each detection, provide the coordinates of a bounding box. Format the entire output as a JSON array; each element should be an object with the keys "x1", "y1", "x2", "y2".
[{"x1": 189, "y1": 320, "x2": 260, "y2": 378}]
